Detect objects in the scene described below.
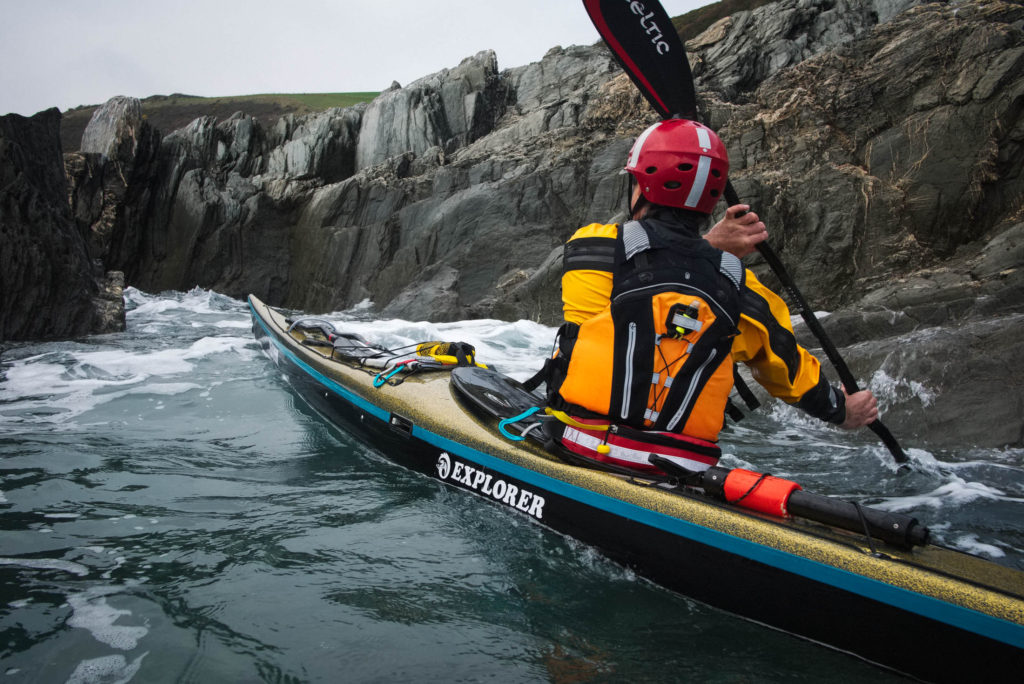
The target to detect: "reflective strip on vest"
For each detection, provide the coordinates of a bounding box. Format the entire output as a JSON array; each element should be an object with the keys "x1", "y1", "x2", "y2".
[
  {"x1": 666, "y1": 348, "x2": 719, "y2": 431},
  {"x1": 620, "y1": 322, "x2": 637, "y2": 420},
  {"x1": 561, "y1": 425, "x2": 718, "y2": 472}
]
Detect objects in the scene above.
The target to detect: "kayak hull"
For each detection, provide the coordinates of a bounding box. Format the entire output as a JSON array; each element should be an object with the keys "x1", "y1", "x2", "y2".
[{"x1": 249, "y1": 295, "x2": 1024, "y2": 681}]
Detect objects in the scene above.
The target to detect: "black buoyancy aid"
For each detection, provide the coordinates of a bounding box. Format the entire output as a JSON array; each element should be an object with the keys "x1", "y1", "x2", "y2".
[{"x1": 552, "y1": 220, "x2": 745, "y2": 439}]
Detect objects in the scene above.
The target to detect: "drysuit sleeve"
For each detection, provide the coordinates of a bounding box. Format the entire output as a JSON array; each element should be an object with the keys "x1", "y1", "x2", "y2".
[
  {"x1": 731, "y1": 271, "x2": 846, "y2": 424},
  {"x1": 561, "y1": 223, "x2": 618, "y2": 325}
]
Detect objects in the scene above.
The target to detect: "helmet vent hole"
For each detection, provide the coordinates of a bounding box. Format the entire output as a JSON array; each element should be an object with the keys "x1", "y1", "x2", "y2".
[
  {"x1": 711, "y1": 169, "x2": 721, "y2": 177},
  {"x1": 710, "y1": 189, "x2": 720, "y2": 197},
  {"x1": 664, "y1": 181, "x2": 682, "y2": 189},
  {"x1": 678, "y1": 163, "x2": 693, "y2": 171}
]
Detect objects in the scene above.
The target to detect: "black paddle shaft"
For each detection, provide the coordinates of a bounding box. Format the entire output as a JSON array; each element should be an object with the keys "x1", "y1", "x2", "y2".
[
  {"x1": 582, "y1": 0, "x2": 908, "y2": 464},
  {"x1": 723, "y1": 169, "x2": 908, "y2": 463}
]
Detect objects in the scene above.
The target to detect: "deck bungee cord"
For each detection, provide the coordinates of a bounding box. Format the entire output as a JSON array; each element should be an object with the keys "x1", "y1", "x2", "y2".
[{"x1": 285, "y1": 316, "x2": 485, "y2": 386}]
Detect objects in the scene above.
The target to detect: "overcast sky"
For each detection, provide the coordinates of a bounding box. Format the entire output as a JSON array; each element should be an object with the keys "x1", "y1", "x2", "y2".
[{"x1": 1, "y1": 0, "x2": 715, "y2": 117}]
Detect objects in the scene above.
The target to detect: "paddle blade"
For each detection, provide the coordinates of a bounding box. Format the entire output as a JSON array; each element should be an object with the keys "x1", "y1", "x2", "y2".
[{"x1": 582, "y1": 0, "x2": 696, "y2": 118}]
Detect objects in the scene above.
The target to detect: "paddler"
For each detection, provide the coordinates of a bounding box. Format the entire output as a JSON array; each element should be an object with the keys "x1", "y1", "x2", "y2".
[{"x1": 542, "y1": 119, "x2": 878, "y2": 474}]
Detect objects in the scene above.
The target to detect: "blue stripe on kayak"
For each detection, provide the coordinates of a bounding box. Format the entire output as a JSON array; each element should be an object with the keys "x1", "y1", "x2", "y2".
[
  {"x1": 420, "y1": 428, "x2": 1024, "y2": 649},
  {"x1": 251, "y1": 302, "x2": 1024, "y2": 650}
]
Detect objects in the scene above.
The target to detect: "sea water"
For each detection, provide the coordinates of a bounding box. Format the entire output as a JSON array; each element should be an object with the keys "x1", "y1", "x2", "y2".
[{"x1": 1, "y1": 288, "x2": 1021, "y2": 683}]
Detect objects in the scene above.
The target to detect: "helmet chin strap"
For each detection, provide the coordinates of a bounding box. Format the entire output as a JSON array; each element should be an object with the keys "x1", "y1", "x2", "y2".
[{"x1": 626, "y1": 176, "x2": 650, "y2": 218}]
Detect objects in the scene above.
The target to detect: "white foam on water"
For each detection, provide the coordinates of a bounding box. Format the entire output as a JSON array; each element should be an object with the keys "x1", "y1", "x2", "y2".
[
  {"x1": 762, "y1": 400, "x2": 843, "y2": 438},
  {"x1": 873, "y1": 476, "x2": 1019, "y2": 513},
  {"x1": 351, "y1": 298, "x2": 375, "y2": 311},
  {"x1": 869, "y1": 369, "x2": 936, "y2": 407},
  {"x1": 123, "y1": 287, "x2": 253, "y2": 340},
  {"x1": 181, "y1": 336, "x2": 256, "y2": 361},
  {"x1": 762, "y1": 364, "x2": 934, "y2": 423},
  {"x1": 0, "y1": 336, "x2": 254, "y2": 426},
  {"x1": 125, "y1": 285, "x2": 230, "y2": 318},
  {"x1": 951, "y1": 533, "x2": 1006, "y2": 558},
  {"x1": 718, "y1": 453, "x2": 759, "y2": 472},
  {"x1": 895, "y1": 447, "x2": 1024, "y2": 483},
  {"x1": 66, "y1": 590, "x2": 148, "y2": 651},
  {"x1": 0, "y1": 557, "x2": 89, "y2": 576},
  {"x1": 209, "y1": 319, "x2": 251, "y2": 329},
  {"x1": 66, "y1": 652, "x2": 148, "y2": 684}
]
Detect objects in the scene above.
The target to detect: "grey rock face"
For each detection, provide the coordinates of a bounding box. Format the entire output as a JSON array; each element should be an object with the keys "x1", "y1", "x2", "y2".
[
  {"x1": 355, "y1": 51, "x2": 504, "y2": 171},
  {"x1": 688, "y1": 0, "x2": 921, "y2": 102},
  {"x1": 80, "y1": 95, "x2": 144, "y2": 162},
  {"x1": 0, "y1": 109, "x2": 123, "y2": 340},
  {"x1": 267, "y1": 107, "x2": 363, "y2": 182},
  {"x1": 717, "y1": 0, "x2": 1024, "y2": 308}
]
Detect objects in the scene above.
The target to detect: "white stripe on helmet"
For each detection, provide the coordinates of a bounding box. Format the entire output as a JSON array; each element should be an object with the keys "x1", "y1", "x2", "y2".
[
  {"x1": 685, "y1": 155, "x2": 712, "y2": 208},
  {"x1": 626, "y1": 122, "x2": 661, "y2": 170},
  {"x1": 695, "y1": 124, "x2": 712, "y2": 150}
]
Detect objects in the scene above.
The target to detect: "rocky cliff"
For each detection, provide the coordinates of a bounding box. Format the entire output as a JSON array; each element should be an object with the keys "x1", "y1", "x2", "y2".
[
  {"x1": 706, "y1": 0, "x2": 1024, "y2": 448},
  {"x1": 2, "y1": 0, "x2": 1021, "y2": 448},
  {"x1": 0, "y1": 109, "x2": 124, "y2": 340}
]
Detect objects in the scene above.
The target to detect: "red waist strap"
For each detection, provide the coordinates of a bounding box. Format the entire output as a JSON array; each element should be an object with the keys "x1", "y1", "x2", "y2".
[{"x1": 558, "y1": 417, "x2": 720, "y2": 475}]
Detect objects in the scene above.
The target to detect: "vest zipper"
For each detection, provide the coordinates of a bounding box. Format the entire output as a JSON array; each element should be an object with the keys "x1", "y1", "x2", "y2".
[
  {"x1": 666, "y1": 348, "x2": 718, "y2": 431},
  {"x1": 621, "y1": 322, "x2": 637, "y2": 420}
]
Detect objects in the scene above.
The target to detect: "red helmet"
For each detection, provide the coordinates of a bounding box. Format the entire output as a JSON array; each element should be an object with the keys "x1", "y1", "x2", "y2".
[{"x1": 624, "y1": 119, "x2": 729, "y2": 214}]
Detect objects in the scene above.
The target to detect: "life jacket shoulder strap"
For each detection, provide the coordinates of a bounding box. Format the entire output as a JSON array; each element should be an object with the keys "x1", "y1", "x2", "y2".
[
  {"x1": 719, "y1": 252, "x2": 744, "y2": 291},
  {"x1": 621, "y1": 220, "x2": 651, "y2": 261},
  {"x1": 619, "y1": 220, "x2": 745, "y2": 291}
]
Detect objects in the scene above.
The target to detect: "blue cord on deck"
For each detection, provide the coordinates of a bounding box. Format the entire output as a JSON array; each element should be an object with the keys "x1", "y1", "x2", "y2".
[
  {"x1": 373, "y1": 365, "x2": 405, "y2": 388},
  {"x1": 498, "y1": 406, "x2": 542, "y2": 441}
]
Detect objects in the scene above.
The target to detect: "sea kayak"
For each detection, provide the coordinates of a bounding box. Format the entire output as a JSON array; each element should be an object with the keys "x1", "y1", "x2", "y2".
[{"x1": 248, "y1": 294, "x2": 1024, "y2": 681}]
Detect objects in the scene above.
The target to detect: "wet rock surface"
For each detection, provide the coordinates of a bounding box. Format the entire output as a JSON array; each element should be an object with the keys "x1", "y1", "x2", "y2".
[{"x1": 0, "y1": 108, "x2": 123, "y2": 340}]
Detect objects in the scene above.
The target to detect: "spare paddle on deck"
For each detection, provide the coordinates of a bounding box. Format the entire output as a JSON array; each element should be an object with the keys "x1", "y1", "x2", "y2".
[
  {"x1": 650, "y1": 456, "x2": 928, "y2": 549},
  {"x1": 582, "y1": 0, "x2": 908, "y2": 464}
]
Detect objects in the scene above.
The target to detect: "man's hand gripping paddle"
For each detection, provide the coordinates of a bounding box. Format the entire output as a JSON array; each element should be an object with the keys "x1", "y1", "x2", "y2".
[{"x1": 581, "y1": 0, "x2": 909, "y2": 464}]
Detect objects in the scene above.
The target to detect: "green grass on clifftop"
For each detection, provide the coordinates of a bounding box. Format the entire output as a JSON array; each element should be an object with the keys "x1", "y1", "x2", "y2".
[{"x1": 61, "y1": 92, "x2": 379, "y2": 153}]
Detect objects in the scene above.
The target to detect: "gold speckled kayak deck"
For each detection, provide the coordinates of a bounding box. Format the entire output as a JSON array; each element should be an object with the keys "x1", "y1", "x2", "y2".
[{"x1": 249, "y1": 295, "x2": 1024, "y2": 681}]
